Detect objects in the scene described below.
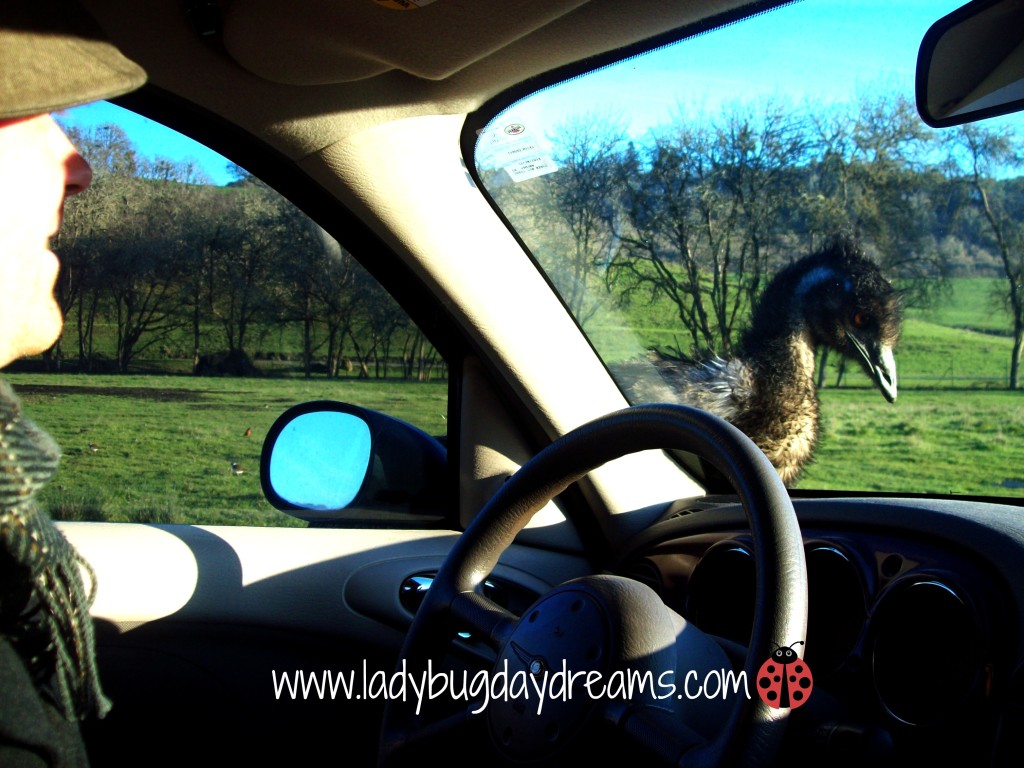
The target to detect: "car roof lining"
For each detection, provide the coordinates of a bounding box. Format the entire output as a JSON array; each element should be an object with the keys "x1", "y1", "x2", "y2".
[
  {"x1": 220, "y1": 0, "x2": 595, "y2": 85},
  {"x1": 83, "y1": 0, "x2": 760, "y2": 162}
]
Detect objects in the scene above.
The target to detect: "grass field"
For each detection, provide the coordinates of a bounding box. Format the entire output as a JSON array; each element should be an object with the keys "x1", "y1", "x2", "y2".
[
  {"x1": 800, "y1": 388, "x2": 1024, "y2": 495},
  {"x1": 909, "y1": 278, "x2": 1014, "y2": 334},
  {"x1": 6, "y1": 278, "x2": 1023, "y2": 526},
  {"x1": 6, "y1": 374, "x2": 447, "y2": 527}
]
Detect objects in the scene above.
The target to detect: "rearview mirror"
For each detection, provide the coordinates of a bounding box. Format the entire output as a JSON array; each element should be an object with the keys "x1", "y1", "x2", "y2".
[
  {"x1": 261, "y1": 401, "x2": 447, "y2": 526},
  {"x1": 917, "y1": 0, "x2": 1024, "y2": 127}
]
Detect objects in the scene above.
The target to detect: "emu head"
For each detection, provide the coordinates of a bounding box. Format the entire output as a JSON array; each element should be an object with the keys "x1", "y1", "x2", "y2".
[{"x1": 795, "y1": 239, "x2": 903, "y2": 402}]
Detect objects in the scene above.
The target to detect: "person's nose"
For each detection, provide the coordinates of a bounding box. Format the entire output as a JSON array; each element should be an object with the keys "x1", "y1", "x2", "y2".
[
  {"x1": 47, "y1": 116, "x2": 93, "y2": 197},
  {"x1": 65, "y1": 149, "x2": 93, "y2": 197}
]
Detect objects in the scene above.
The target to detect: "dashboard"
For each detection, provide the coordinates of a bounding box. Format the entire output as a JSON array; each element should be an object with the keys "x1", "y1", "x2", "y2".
[
  {"x1": 614, "y1": 496, "x2": 1024, "y2": 764},
  {"x1": 96, "y1": 495, "x2": 1021, "y2": 764}
]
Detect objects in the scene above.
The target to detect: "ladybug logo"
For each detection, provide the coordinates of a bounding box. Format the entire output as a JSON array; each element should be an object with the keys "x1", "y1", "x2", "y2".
[{"x1": 756, "y1": 641, "x2": 813, "y2": 709}]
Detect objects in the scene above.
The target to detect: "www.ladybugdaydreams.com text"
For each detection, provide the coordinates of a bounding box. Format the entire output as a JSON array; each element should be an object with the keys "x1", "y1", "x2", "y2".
[{"x1": 271, "y1": 659, "x2": 749, "y2": 715}]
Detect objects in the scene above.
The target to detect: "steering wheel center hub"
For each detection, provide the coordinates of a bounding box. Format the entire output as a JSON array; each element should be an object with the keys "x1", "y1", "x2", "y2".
[
  {"x1": 487, "y1": 574, "x2": 684, "y2": 761},
  {"x1": 487, "y1": 584, "x2": 611, "y2": 760}
]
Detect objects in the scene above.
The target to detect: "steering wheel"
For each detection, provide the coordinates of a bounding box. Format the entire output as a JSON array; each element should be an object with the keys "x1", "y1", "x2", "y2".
[{"x1": 379, "y1": 403, "x2": 808, "y2": 766}]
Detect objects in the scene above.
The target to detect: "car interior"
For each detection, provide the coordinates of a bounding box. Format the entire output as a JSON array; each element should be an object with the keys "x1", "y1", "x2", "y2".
[{"x1": 22, "y1": 0, "x2": 1024, "y2": 764}]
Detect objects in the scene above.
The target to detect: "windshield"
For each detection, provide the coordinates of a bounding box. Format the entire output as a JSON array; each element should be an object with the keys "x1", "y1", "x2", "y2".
[{"x1": 474, "y1": 0, "x2": 1024, "y2": 497}]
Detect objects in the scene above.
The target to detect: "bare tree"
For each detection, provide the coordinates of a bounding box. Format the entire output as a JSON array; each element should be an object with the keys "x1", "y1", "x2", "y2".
[
  {"x1": 501, "y1": 113, "x2": 627, "y2": 328},
  {"x1": 54, "y1": 124, "x2": 142, "y2": 369},
  {"x1": 608, "y1": 101, "x2": 806, "y2": 357},
  {"x1": 206, "y1": 177, "x2": 281, "y2": 357},
  {"x1": 805, "y1": 93, "x2": 946, "y2": 384},
  {"x1": 272, "y1": 206, "x2": 336, "y2": 376},
  {"x1": 945, "y1": 122, "x2": 1024, "y2": 389},
  {"x1": 309, "y1": 243, "x2": 364, "y2": 378},
  {"x1": 609, "y1": 130, "x2": 716, "y2": 354}
]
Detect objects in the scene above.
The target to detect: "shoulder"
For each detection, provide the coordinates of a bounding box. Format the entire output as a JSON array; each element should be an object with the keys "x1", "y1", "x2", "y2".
[{"x1": 0, "y1": 637, "x2": 89, "y2": 767}]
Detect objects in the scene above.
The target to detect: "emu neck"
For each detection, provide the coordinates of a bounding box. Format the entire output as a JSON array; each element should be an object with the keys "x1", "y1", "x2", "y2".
[
  {"x1": 736, "y1": 307, "x2": 820, "y2": 485},
  {"x1": 740, "y1": 290, "x2": 818, "y2": 393},
  {"x1": 745, "y1": 328, "x2": 817, "y2": 392}
]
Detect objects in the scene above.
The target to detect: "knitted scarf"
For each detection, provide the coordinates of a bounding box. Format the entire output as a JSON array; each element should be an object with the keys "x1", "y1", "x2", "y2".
[{"x1": 0, "y1": 379, "x2": 109, "y2": 721}]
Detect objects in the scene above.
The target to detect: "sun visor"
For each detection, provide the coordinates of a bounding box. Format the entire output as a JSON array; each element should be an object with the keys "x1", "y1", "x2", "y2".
[{"x1": 221, "y1": 0, "x2": 590, "y2": 85}]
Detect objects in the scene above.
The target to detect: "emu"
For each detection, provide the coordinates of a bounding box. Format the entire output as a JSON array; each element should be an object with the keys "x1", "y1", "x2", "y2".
[{"x1": 617, "y1": 237, "x2": 902, "y2": 485}]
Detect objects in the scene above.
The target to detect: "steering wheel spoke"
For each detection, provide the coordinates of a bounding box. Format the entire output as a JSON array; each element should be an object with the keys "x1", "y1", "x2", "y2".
[
  {"x1": 450, "y1": 590, "x2": 517, "y2": 651},
  {"x1": 603, "y1": 700, "x2": 710, "y2": 765},
  {"x1": 378, "y1": 682, "x2": 495, "y2": 767}
]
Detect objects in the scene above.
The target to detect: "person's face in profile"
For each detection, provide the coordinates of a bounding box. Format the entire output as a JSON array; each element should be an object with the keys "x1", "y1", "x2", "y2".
[{"x1": 0, "y1": 113, "x2": 92, "y2": 368}]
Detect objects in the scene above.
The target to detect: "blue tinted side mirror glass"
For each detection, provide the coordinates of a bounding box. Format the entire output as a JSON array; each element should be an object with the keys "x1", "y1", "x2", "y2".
[
  {"x1": 260, "y1": 400, "x2": 448, "y2": 526},
  {"x1": 269, "y1": 411, "x2": 372, "y2": 510}
]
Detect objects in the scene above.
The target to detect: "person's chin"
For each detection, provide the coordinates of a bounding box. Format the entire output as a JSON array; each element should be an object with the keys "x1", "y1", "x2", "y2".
[
  {"x1": 9, "y1": 303, "x2": 64, "y2": 366},
  {"x1": 0, "y1": 251, "x2": 64, "y2": 367}
]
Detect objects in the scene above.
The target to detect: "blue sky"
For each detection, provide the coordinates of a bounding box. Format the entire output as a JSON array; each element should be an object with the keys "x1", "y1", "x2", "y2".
[
  {"x1": 62, "y1": 0, "x2": 981, "y2": 185},
  {"x1": 484, "y1": 0, "x2": 971, "y2": 154},
  {"x1": 61, "y1": 101, "x2": 240, "y2": 185}
]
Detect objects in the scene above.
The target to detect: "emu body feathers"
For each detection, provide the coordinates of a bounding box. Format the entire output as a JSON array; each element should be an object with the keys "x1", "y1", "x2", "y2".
[{"x1": 615, "y1": 238, "x2": 902, "y2": 485}]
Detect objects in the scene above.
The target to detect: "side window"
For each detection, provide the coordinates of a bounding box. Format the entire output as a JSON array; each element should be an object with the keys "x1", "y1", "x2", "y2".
[{"x1": 6, "y1": 102, "x2": 447, "y2": 528}]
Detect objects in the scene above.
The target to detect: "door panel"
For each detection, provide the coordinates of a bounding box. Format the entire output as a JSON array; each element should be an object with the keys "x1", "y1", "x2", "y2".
[{"x1": 61, "y1": 522, "x2": 591, "y2": 763}]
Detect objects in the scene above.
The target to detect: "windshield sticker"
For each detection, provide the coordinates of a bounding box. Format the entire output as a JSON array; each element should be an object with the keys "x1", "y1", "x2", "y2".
[{"x1": 478, "y1": 122, "x2": 558, "y2": 183}]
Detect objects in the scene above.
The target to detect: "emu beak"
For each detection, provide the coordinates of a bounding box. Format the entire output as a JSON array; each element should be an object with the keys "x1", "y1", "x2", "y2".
[{"x1": 849, "y1": 333, "x2": 898, "y2": 403}]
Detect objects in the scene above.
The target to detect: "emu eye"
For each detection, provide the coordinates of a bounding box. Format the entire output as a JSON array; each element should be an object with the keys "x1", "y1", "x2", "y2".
[{"x1": 852, "y1": 311, "x2": 870, "y2": 328}]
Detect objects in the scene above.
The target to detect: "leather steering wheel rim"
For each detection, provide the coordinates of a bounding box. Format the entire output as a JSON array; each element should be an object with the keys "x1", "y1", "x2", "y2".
[{"x1": 379, "y1": 403, "x2": 808, "y2": 766}]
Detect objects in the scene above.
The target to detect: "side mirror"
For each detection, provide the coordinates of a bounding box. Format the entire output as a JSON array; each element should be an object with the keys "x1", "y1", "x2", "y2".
[
  {"x1": 917, "y1": 0, "x2": 1024, "y2": 127},
  {"x1": 260, "y1": 401, "x2": 447, "y2": 526}
]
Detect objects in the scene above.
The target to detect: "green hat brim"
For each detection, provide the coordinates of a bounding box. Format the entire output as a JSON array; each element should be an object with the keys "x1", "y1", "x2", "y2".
[{"x1": 1, "y1": 0, "x2": 146, "y2": 120}]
